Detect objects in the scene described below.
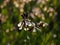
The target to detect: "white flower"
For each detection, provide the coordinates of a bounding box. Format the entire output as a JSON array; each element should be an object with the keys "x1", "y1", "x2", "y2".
[
  {"x1": 25, "y1": 21, "x2": 32, "y2": 26},
  {"x1": 19, "y1": 26, "x2": 22, "y2": 30},
  {"x1": 18, "y1": 22, "x2": 22, "y2": 27},
  {"x1": 43, "y1": 23, "x2": 48, "y2": 27},
  {"x1": 28, "y1": 23, "x2": 32, "y2": 26},
  {"x1": 24, "y1": 27, "x2": 29, "y2": 31},
  {"x1": 24, "y1": 28, "x2": 27, "y2": 31},
  {"x1": 40, "y1": 21, "x2": 43, "y2": 23},
  {"x1": 26, "y1": 28, "x2": 29, "y2": 30}
]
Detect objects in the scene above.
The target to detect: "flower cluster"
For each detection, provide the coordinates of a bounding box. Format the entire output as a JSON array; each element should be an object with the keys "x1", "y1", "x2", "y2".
[
  {"x1": 13, "y1": 0, "x2": 32, "y2": 14},
  {"x1": 18, "y1": 12, "x2": 48, "y2": 32},
  {"x1": 30, "y1": 6, "x2": 57, "y2": 22},
  {"x1": 18, "y1": 19, "x2": 35, "y2": 31},
  {"x1": 0, "y1": 0, "x2": 10, "y2": 8},
  {"x1": 31, "y1": 0, "x2": 57, "y2": 20}
]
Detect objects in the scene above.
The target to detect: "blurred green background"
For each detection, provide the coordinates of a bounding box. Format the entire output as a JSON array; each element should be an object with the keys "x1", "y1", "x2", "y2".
[{"x1": 0, "y1": 0, "x2": 60, "y2": 45}]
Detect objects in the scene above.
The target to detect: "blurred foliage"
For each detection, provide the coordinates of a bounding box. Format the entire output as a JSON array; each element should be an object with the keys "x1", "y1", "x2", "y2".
[{"x1": 0, "y1": 0, "x2": 60, "y2": 45}]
